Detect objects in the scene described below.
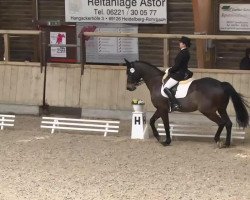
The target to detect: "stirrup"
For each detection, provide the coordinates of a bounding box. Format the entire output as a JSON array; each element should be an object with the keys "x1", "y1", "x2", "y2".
[{"x1": 172, "y1": 104, "x2": 181, "y2": 111}]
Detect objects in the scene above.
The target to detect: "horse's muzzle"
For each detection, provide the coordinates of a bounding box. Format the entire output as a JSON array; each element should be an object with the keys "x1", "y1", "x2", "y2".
[{"x1": 126, "y1": 84, "x2": 136, "y2": 91}]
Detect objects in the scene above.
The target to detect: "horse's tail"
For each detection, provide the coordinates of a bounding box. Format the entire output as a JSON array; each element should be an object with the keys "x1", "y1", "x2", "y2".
[{"x1": 222, "y1": 82, "x2": 249, "y2": 128}]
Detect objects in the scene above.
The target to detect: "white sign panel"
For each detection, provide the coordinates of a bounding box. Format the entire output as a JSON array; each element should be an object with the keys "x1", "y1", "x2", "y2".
[
  {"x1": 50, "y1": 32, "x2": 67, "y2": 57},
  {"x1": 220, "y1": 4, "x2": 250, "y2": 32},
  {"x1": 65, "y1": 0, "x2": 167, "y2": 24},
  {"x1": 98, "y1": 28, "x2": 118, "y2": 54},
  {"x1": 76, "y1": 23, "x2": 138, "y2": 63}
]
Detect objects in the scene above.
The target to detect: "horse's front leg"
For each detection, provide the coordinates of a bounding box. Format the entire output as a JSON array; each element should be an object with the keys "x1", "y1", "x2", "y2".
[
  {"x1": 160, "y1": 111, "x2": 171, "y2": 146},
  {"x1": 150, "y1": 109, "x2": 161, "y2": 141}
]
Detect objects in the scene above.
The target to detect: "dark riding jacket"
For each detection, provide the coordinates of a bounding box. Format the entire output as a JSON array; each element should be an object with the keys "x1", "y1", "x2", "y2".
[{"x1": 169, "y1": 48, "x2": 190, "y2": 81}]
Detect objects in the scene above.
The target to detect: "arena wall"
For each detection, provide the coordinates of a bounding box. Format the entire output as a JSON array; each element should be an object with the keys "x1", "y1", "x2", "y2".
[
  {"x1": 0, "y1": 62, "x2": 44, "y2": 105},
  {"x1": 45, "y1": 63, "x2": 250, "y2": 115},
  {"x1": 0, "y1": 62, "x2": 249, "y2": 116},
  {"x1": 45, "y1": 63, "x2": 81, "y2": 107}
]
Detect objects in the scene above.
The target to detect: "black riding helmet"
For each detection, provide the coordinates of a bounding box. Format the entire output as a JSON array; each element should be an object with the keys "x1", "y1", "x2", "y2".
[{"x1": 179, "y1": 36, "x2": 191, "y2": 48}]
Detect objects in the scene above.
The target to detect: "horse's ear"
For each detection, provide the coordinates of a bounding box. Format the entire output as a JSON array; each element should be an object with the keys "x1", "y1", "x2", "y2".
[{"x1": 124, "y1": 59, "x2": 130, "y2": 67}]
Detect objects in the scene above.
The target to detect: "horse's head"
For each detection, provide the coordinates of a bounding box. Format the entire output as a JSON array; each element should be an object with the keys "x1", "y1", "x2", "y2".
[{"x1": 124, "y1": 59, "x2": 144, "y2": 91}]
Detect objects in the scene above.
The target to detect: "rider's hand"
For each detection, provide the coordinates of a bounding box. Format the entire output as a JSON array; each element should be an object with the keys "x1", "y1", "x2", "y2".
[
  {"x1": 162, "y1": 73, "x2": 168, "y2": 81},
  {"x1": 165, "y1": 67, "x2": 171, "y2": 74}
]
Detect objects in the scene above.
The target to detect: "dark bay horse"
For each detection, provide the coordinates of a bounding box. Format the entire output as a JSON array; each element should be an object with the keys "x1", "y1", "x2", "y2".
[{"x1": 124, "y1": 59, "x2": 249, "y2": 147}]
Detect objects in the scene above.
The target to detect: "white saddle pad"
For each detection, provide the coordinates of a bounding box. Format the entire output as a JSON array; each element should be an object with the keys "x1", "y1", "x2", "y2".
[{"x1": 161, "y1": 78, "x2": 194, "y2": 99}]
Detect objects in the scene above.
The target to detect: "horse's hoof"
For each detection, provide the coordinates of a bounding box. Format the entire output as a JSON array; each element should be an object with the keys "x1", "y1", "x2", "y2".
[
  {"x1": 161, "y1": 142, "x2": 171, "y2": 146},
  {"x1": 224, "y1": 142, "x2": 230, "y2": 148},
  {"x1": 214, "y1": 137, "x2": 220, "y2": 143},
  {"x1": 216, "y1": 141, "x2": 224, "y2": 149},
  {"x1": 217, "y1": 141, "x2": 230, "y2": 148},
  {"x1": 161, "y1": 139, "x2": 171, "y2": 146}
]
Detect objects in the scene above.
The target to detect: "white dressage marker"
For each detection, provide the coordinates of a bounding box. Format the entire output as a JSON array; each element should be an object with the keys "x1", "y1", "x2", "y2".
[
  {"x1": 41, "y1": 117, "x2": 120, "y2": 136},
  {"x1": 0, "y1": 114, "x2": 15, "y2": 130},
  {"x1": 131, "y1": 111, "x2": 149, "y2": 139},
  {"x1": 157, "y1": 123, "x2": 246, "y2": 140}
]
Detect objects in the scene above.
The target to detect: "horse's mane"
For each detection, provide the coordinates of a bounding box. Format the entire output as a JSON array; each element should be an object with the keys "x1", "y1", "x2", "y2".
[{"x1": 135, "y1": 60, "x2": 164, "y2": 75}]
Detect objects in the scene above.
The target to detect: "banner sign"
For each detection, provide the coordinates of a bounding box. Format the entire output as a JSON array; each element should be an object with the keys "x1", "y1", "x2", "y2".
[
  {"x1": 219, "y1": 4, "x2": 250, "y2": 32},
  {"x1": 65, "y1": 0, "x2": 167, "y2": 24},
  {"x1": 50, "y1": 32, "x2": 67, "y2": 57}
]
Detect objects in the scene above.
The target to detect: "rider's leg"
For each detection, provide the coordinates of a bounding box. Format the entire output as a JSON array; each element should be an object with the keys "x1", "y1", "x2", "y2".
[{"x1": 163, "y1": 78, "x2": 181, "y2": 111}]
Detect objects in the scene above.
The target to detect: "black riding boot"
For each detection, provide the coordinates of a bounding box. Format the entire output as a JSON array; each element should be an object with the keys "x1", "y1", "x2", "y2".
[{"x1": 163, "y1": 88, "x2": 181, "y2": 111}]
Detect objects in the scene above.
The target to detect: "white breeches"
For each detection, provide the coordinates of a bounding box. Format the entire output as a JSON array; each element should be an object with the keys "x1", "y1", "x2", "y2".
[{"x1": 163, "y1": 78, "x2": 178, "y2": 89}]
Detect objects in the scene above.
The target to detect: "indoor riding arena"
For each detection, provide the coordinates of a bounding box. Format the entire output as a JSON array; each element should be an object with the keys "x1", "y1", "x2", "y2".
[
  {"x1": 0, "y1": 0, "x2": 249, "y2": 199},
  {"x1": 0, "y1": 114, "x2": 249, "y2": 200}
]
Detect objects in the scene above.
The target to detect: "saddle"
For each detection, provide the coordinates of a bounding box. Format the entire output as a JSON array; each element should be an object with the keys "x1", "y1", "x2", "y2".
[
  {"x1": 162, "y1": 70, "x2": 193, "y2": 93},
  {"x1": 161, "y1": 70, "x2": 194, "y2": 98}
]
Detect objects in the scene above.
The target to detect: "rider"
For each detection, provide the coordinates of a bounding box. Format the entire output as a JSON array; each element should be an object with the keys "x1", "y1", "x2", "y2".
[{"x1": 163, "y1": 36, "x2": 191, "y2": 111}]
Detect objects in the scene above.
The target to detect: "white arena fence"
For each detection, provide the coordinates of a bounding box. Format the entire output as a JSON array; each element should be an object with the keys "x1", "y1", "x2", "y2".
[
  {"x1": 157, "y1": 123, "x2": 246, "y2": 141},
  {"x1": 0, "y1": 114, "x2": 15, "y2": 130},
  {"x1": 41, "y1": 117, "x2": 120, "y2": 136}
]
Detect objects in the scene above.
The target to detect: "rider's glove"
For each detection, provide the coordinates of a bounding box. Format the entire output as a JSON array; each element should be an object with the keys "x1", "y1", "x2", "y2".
[{"x1": 165, "y1": 67, "x2": 171, "y2": 74}]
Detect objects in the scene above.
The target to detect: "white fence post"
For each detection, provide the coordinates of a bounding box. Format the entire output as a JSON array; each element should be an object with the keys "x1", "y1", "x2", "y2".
[
  {"x1": 0, "y1": 115, "x2": 15, "y2": 130},
  {"x1": 157, "y1": 123, "x2": 245, "y2": 140},
  {"x1": 51, "y1": 119, "x2": 59, "y2": 134},
  {"x1": 104, "y1": 122, "x2": 109, "y2": 137},
  {"x1": 41, "y1": 117, "x2": 120, "y2": 136},
  {"x1": 1, "y1": 116, "x2": 4, "y2": 130}
]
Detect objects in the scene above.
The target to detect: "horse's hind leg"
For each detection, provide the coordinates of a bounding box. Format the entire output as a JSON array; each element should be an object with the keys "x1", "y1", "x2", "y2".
[
  {"x1": 218, "y1": 109, "x2": 232, "y2": 147},
  {"x1": 150, "y1": 109, "x2": 161, "y2": 141},
  {"x1": 201, "y1": 111, "x2": 226, "y2": 146}
]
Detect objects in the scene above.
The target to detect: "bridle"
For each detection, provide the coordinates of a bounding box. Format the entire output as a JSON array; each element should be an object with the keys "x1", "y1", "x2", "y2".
[
  {"x1": 136, "y1": 78, "x2": 144, "y2": 86},
  {"x1": 127, "y1": 62, "x2": 145, "y2": 87}
]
